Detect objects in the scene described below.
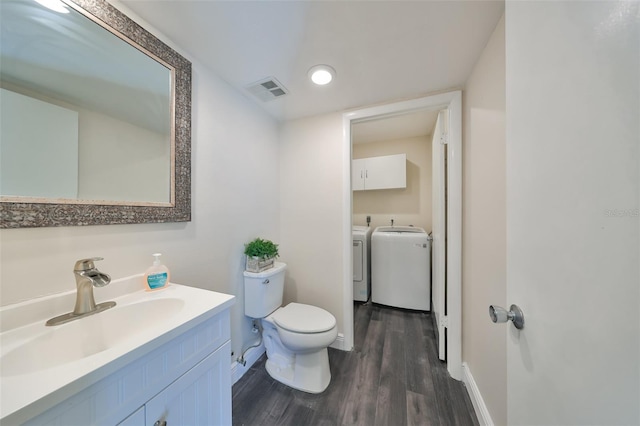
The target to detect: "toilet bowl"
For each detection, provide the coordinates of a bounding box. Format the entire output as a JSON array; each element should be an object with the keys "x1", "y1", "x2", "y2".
[
  {"x1": 244, "y1": 262, "x2": 338, "y2": 393},
  {"x1": 262, "y1": 303, "x2": 337, "y2": 393}
]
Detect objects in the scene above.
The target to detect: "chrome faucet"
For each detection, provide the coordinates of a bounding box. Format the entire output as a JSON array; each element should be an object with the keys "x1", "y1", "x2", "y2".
[{"x1": 46, "y1": 257, "x2": 116, "y2": 326}]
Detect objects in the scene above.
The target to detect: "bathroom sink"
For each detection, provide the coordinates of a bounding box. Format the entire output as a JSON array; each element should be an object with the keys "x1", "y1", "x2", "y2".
[
  {"x1": 1, "y1": 298, "x2": 184, "y2": 376},
  {"x1": 0, "y1": 276, "x2": 235, "y2": 423}
]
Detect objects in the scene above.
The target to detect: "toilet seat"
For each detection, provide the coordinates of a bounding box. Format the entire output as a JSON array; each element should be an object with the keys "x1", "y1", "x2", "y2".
[{"x1": 273, "y1": 303, "x2": 336, "y2": 334}]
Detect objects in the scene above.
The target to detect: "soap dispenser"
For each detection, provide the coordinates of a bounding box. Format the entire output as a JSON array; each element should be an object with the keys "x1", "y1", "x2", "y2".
[{"x1": 144, "y1": 253, "x2": 170, "y2": 290}]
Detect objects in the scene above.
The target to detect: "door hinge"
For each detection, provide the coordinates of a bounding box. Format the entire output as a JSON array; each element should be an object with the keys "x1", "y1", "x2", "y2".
[
  {"x1": 440, "y1": 133, "x2": 448, "y2": 145},
  {"x1": 441, "y1": 315, "x2": 449, "y2": 328}
]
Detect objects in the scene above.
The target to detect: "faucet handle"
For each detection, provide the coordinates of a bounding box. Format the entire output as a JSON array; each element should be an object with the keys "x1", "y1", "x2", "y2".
[{"x1": 74, "y1": 257, "x2": 104, "y2": 271}]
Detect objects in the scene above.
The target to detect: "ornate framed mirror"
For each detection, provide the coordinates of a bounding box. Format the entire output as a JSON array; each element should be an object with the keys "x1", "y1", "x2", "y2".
[{"x1": 0, "y1": 0, "x2": 191, "y2": 228}]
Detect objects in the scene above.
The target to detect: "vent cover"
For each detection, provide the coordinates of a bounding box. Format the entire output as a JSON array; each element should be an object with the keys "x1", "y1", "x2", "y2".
[{"x1": 246, "y1": 77, "x2": 289, "y2": 102}]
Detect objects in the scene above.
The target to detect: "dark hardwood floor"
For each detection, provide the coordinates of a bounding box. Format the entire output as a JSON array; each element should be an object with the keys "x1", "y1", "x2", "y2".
[{"x1": 232, "y1": 303, "x2": 478, "y2": 426}]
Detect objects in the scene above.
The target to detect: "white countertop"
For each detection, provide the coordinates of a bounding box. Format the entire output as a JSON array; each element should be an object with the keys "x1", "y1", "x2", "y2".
[{"x1": 0, "y1": 275, "x2": 234, "y2": 424}]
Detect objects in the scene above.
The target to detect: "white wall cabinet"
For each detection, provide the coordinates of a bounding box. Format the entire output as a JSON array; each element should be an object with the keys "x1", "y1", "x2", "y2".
[
  {"x1": 25, "y1": 309, "x2": 232, "y2": 426},
  {"x1": 352, "y1": 153, "x2": 406, "y2": 191}
]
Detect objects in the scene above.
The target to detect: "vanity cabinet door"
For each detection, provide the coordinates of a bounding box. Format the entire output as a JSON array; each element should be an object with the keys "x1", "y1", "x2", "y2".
[
  {"x1": 145, "y1": 341, "x2": 231, "y2": 426},
  {"x1": 118, "y1": 406, "x2": 145, "y2": 426}
]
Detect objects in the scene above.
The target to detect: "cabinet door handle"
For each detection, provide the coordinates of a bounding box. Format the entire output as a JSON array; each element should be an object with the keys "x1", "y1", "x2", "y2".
[
  {"x1": 365, "y1": 170, "x2": 368, "y2": 178},
  {"x1": 360, "y1": 170, "x2": 363, "y2": 178},
  {"x1": 154, "y1": 421, "x2": 167, "y2": 426}
]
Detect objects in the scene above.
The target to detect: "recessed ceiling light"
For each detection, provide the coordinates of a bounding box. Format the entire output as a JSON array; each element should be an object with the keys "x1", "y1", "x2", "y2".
[
  {"x1": 308, "y1": 65, "x2": 336, "y2": 86},
  {"x1": 35, "y1": 0, "x2": 70, "y2": 13}
]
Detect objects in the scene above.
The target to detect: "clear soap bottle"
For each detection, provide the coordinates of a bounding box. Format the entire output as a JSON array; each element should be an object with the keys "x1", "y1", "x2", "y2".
[{"x1": 144, "y1": 253, "x2": 170, "y2": 290}]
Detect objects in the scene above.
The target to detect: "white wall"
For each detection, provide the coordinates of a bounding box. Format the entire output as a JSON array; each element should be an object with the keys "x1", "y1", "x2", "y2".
[
  {"x1": 0, "y1": 4, "x2": 280, "y2": 363},
  {"x1": 278, "y1": 113, "x2": 346, "y2": 337},
  {"x1": 462, "y1": 14, "x2": 506, "y2": 426},
  {"x1": 353, "y1": 136, "x2": 433, "y2": 231}
]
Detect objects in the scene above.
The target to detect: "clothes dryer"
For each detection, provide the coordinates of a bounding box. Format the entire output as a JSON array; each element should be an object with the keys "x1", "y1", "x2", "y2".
[{"x1": 352, "y1": 225, "x2": 373, "y2": 302}]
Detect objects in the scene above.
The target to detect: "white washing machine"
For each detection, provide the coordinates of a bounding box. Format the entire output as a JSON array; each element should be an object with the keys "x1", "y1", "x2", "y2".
[
  {"x1": 371, "y1": 226, "x2": 431, "y2": 311},
  {"x1": 352, "y1": 225, "x2": 373, "y2": 302}
]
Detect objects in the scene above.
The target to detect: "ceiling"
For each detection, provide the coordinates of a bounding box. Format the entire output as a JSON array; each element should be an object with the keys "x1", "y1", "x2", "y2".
[{"x1": 120, "y1": 0, "x2": 505, "y2": 123}]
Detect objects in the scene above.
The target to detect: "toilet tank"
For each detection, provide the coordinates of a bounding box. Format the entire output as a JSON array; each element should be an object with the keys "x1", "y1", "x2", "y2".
[{"x1": 243, "y1": 262, "x2": 286, "y2": 318}]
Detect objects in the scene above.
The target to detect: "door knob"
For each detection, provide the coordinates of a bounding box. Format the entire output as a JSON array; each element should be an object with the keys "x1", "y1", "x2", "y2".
[{"x1": 489, "y1": 304, "x2": 525, "y2": 329}]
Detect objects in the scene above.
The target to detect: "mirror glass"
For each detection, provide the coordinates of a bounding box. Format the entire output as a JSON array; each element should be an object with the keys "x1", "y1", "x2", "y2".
[
  {"x1": 0, "y1": 0, "x2": 192, "y2": 228},
  {"x1": 1, "y1": 0, "x2": 172, "y2": 204}
]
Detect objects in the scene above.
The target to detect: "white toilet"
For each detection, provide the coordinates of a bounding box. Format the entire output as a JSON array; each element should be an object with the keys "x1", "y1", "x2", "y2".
[{"x1": 244, "y1": 262, "x2": 337, "y2": 393}]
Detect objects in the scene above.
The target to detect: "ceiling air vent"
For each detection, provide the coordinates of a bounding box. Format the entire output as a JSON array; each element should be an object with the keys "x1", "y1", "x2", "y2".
[{"x1": 246, "y1": 77, "x2": 288, "y2": 102}]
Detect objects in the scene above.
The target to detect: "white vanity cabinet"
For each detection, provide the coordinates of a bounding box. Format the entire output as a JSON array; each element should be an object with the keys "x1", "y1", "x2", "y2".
[
  {"x1": 352, "y1": 153, "x2": 406, "y2": 191},
  {"x1": 24, "y1": 307, "x2": 232, "y2": 426}
]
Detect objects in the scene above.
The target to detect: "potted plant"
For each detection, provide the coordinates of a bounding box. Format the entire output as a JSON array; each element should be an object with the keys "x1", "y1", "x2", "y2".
[{"x1": 244, "y1": 238, "x2": 279, "y2": 272}]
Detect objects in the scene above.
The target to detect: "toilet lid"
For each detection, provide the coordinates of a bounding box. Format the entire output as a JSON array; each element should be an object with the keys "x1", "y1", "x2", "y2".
[{"x1": 273, "y1": 303, "x2": 336, "y2": 334}]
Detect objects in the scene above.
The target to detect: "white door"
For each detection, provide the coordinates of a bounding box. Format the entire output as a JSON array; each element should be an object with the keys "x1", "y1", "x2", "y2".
[
  {"x1": 431, "y1": 110, "x2": 447, "y2": 360},
  {"x1": 506, "y1": 1, "x2": 639, "y2": 424}
]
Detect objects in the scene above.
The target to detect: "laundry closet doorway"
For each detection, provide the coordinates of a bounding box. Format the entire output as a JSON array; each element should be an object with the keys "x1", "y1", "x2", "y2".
[{"x1": 341, "y1": 91, "x2": 462, "y2": 379}]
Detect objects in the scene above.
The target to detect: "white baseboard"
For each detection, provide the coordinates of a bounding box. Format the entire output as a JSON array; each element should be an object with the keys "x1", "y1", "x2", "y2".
[
  {"x1": 462, "y1": 362, "x2": 494, "y2": 426},
  {"x1": 231, "y1": 342, "x2": 265, "y2": 385},
  {"x1": 330, "y1": 333, "x2": 346, "y2": 351}
]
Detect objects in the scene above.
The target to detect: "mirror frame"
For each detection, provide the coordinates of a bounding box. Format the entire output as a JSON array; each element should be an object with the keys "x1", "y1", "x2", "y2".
[{"x1": 0, "y1": 0, "x2": 191, "y2": 228}]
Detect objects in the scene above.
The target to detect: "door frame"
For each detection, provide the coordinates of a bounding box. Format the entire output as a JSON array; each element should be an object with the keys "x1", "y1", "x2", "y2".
[{"x1": 341, "y1": 90, "x2": 462, "y2": 380}]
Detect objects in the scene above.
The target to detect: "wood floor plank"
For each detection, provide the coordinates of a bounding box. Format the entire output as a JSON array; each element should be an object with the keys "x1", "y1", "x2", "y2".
[
  {"x1": 370, "y1": 304, "x2": 383, "y2": 321},
  {"x1": 404, "y1": 312, "x2": 436, "y2": 396},
  {"x1": 374, "y1": 324, "x2": 407, "y2": 426},
  {"x1": 275, "y1": 399, "x2": 315, "y2": 426},
  {"x1": 259, "y1": 381, "x2": 297, "y2": 425},
  {"x1": 233, "y1": 365, "x2": 282, "y2": 426},
  {"x1": 384, "y1": 305, "x2": 406, "y2": 332},
  {"x1": 447, "y1": 380, "x2": 480, "y2": 426},
  {"x1": 307, "y1": 349, "x2": 358, "y2": 424},
  {"x1": 231, "y1": 359, "x2": 261, "y2": 400},
  {"x1": 427, "y1": 349, "x2": 459, "y2": 425},
  {"x1": 353, "y1": 302, "x2": 373, "y2": 350},
  {"x1": 407, "y1": 389, "x2": 440, "y2": 426},
  {"x1": 339, "y1": 314, "x2": 386, "y2": 425}
]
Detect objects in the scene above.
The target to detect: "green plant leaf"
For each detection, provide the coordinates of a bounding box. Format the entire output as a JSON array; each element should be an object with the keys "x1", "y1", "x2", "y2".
[{"x1": 244, "y1": 238, "x2": 279, "y2": 259}]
